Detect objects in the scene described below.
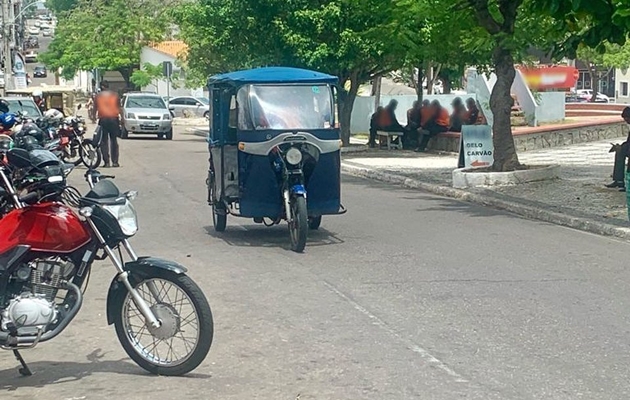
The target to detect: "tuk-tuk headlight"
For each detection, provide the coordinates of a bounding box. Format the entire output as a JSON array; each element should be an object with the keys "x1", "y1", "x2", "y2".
[{"x1": 285, "y1": 147, "x2": 302, "y2": 165}]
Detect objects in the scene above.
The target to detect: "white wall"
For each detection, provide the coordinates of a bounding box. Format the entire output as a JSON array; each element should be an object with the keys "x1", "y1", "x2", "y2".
[
  {"x1": 139, "y1": 47, "x2": 202, "y2": 97},
  {"x1": 536, "y1": 92, "x2": 566, "y2": 123},
  {"x1": 512, "y1": 69, "x2": 537, "y2": 126},
  {"x1": 350, "y1": 94, "x2": 478, "y2": 134},
  {"x1": 616, "y1": 68, "x2": 630, "y2": 104}
]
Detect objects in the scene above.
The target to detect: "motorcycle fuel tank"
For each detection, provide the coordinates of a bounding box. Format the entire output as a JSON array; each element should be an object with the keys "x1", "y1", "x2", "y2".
[{"x1": 0, "y1": 203, "x2": 91, "y2": 254}]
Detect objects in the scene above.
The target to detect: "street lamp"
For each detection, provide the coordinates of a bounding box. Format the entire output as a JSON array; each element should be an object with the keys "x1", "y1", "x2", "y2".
[{"x1": 3, "y1": 0, "x2": 45, "y2": 92}]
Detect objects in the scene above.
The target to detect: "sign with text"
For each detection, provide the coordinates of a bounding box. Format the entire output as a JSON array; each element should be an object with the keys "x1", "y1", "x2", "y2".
[
  {"x1": 518, "y1": 66, "x2": 579, "y2": 90},
  {"x1": 460, "y1": 125, "x2": 494, "y2": 168}
]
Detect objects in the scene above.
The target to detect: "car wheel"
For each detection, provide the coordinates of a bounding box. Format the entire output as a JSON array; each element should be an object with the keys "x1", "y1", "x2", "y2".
[
  {"x1": 158, "y1": 133, "x2": 164, "y2": 139},
  {"x1": 203, "y1": 111, "x2": 209, "y2": 119},
  {"x1": 165, "y1": 129, "x2": 173, "y2": 140}
]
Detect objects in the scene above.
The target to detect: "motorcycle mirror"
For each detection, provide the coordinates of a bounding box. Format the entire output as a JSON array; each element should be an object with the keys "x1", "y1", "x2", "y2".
[{"x1": 7, "y1": 148, "x2": 32, "y2": 168}]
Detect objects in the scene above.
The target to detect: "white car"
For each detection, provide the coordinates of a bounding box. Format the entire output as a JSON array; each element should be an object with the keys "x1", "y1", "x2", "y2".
[
  {"x1": 0, "y1": 72, "x2": 5, "y2": 88},
  {"x1": 27, "y1": 27, "x2": 39, "y2": 35},
  {"x1": 576, "y1": 89, "x2": 610, "y2": 103},
  {"x1": 168, "y1": 96, "x2": 210, "y2": 118},
  {"x1": 42, "y1": 29, "x2": 52, "y2": 37},
  {"x1": 24, "y1": 51, "x2": 37, "y2": 63}
]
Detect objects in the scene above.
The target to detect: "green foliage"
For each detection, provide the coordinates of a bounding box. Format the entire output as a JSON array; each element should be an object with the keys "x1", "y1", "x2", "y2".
[
  {"x1": 175, "y1": 0, "x2": 400, "y2": 86},
  {"x1": 130, "y1": 63, "x2": 165, "y2": 88},
  {"x1": 40, "y1": 0, "x2": 171, "y2": 81},
  {"x1": 46, "y1": 0, "x2": 78, "y2": 14},
  {"x1": 533, "y1": 0, "x2": 630, "y2": 57}
]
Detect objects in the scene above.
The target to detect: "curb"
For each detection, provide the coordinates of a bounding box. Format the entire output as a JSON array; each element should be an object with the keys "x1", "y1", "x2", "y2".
[{"x1": 341, "y1": 163, "x2": 630, "y2": 241}]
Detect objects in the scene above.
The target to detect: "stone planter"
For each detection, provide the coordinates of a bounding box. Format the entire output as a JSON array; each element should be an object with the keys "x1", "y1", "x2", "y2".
[{"x1": 452, "y1": 165, "x2": 560, "y2": 189}]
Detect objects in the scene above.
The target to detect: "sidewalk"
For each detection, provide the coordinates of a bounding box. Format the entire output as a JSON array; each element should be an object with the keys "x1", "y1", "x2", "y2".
[{"x1": 342, "y1": 138, "x2": 630, "y2": 239}]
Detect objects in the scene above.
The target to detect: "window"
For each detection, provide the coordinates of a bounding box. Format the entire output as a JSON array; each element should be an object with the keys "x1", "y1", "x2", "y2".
[
  {"x1": 125, "y1": 96, "x2": 166, "y2": 109},
  {"x1": 169, "y1": 98, "x2": 185, "y2": 105},
  {"x1": 183, "y1": 98, "x2": 198, "y2": 106},
  {"x1": 622, "y1": 82, "x2": 629, "y2": 97}
]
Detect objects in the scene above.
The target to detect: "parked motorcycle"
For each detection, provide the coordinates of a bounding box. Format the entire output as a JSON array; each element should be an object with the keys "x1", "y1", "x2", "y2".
[
  {"x1": 55, "y1": 114, "x2": 101, "y2": 169},
  {"x1": 0, "y1": 152, "x2": 214, "y2": 376}
]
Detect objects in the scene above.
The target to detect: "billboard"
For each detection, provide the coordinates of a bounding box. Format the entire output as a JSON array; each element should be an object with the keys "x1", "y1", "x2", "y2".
[{"x1": 518, "y1": 66, "x2": 579, "y2": 90}]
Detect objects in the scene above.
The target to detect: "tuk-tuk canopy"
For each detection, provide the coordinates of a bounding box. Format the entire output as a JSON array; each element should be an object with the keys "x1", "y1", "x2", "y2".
[
  {"x1": 6, "y1": 85, "x2": 78, "y2": 95},
  {"x1": 208, "y1": 67, "x2": 338, "y2": 87}
]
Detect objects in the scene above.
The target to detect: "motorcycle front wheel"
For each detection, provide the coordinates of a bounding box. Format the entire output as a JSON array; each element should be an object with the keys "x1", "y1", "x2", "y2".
[
  {"x1": 289, "y1": 196, "x2": 308, "y2": 252},
  {"x1": 112, "y1": 269, "x2": 214, "y2": 376},
  {"x1": 79, "y1": 139, "x2": 101, "y2": 169}
]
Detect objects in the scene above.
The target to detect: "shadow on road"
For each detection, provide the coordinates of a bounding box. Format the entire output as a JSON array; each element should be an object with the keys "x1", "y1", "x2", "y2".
[
  {"x1": 205, "y1": 224, "x2": 344, "y2": 250},
  {"x1": 0, "y1": 349, "x2": 211, "y2": 392}
]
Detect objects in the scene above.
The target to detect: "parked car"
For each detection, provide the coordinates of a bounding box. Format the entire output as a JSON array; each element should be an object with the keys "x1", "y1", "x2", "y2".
[
  {"x1": 33, "y1": 66, "x2": 47, "y2": 78},
  {"x1": 168, "y1": 96, "x2": 210, "y2": 118},
  {"x1": 27, "y1": 26, "x2": 39, "y2": 35},
  {"x1": 121, "y1": 92, "x2": 173, "y2": 140},
  {"x1": 42, "y1": 28, "x2": 52, "y2": 37},
  {"x1": 576, "y1": 89, "x2": 610, "y2": 103},
  {"x1": 1, "y1": 97, "x2": 43, "y2": 118},
  {"x1": 0, "y1": 72, "x2": 5, "y2": 88},
  {"x1": 24, "y1": 50, "x2": 37, "y2": 63}
]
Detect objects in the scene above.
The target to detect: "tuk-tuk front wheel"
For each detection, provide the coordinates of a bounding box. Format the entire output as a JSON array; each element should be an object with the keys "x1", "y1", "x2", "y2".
[{"x1": 289, "y1": 196, "x2": 308, "y2": 252}]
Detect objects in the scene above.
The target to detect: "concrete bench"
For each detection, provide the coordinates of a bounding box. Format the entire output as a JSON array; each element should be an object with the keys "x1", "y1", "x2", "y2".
[{"x1": 376, "y1": 130, "x2": 405, "y2": 150}]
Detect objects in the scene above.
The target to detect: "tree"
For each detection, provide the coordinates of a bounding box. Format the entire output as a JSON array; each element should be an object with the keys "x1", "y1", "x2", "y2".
[
  {"x1": 130, "y1": 63, "x2": 166, "y2": 88},
  {"x1": 175, "y1": 0, "x2": 402, "y2": 145},
  {"x1": 46, "y1": 0, "x2": 78, "y2": 14},
  {"x1": 41, "y1": 0, "x2": 172, "y2": 85}
]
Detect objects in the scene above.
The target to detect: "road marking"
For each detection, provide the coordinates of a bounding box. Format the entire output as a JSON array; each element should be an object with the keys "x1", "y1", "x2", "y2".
[{"x1": 323, "y1": 280, "x2": 468, "y2": 383}]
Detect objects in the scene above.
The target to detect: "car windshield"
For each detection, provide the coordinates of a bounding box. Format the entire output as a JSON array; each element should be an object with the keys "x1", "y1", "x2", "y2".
[
  {"x1": 237, "y1": 85, "x2": 333, "y2": 130},
  {"x1": 35, "y1": 67, "x2": 44, "y2": 71},
  {"x1": 196, "y1": 97, "x2": 209, "y2": 105},
  {"x1": 5, "y1": 99, "x2": 42, "y2": 117},
  {"x1": 125, "y1": 96, "x2": 166, "y2": 109}
]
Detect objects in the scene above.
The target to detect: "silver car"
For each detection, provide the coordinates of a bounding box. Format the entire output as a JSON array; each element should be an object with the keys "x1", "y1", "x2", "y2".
[
  {"x1": 121, "y1": 93, "x2": 173, "y2": 140},
  {"x1": 168, "y1": 96, "x2": 210, "y2": 118}
]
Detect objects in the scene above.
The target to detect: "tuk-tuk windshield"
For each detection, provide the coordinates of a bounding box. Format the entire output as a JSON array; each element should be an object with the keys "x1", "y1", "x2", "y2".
[{"x1": 238, "y1": 85, "x2": 333, "y2": 131}]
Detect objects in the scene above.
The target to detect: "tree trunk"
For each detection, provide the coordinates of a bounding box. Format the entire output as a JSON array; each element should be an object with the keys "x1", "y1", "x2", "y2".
[
  {"x1": 425, "y1": 61, "x2": 434, "y2": 95},
  {"x1": 416, "y1": 64, "x2": 423, "y2": 102},
  {"x1": 491, "y1": 46, "x2": 520, "y2": 171},
  {"x1": 339, "y1": 74, "x2": 360, "y2": 146},
  {"x1": 586, "y1": 60, "x2": 599, "y2": 103},
  {"x1": 373, "y1": 75, "x2": 382, "y2": 110}
]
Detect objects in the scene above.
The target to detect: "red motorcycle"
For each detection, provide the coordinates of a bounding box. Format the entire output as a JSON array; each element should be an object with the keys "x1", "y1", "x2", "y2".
[{"x1": 0, "y1": 148, "x2": 213, "y2": 376}]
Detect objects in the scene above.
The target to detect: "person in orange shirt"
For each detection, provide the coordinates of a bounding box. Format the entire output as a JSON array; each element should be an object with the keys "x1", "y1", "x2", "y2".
[
  {"x1": 415, "y1": 100, "x2": 449, "y2": 152},
  {"x1": 368, "y1": 100, "x2": 405, "y2": 148},
  {"x1": 95, "y1": 80, "x2": 121, "y2": 167}
]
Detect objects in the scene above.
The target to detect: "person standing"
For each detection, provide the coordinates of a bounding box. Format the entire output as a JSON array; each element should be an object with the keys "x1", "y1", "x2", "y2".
[{"x1": 95, "y1": 80, "x2": 121, "y2": 168}]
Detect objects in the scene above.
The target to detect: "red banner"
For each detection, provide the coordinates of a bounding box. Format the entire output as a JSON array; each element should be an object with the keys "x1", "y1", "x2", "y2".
[{"x1": 518, "y1": 66, "x2": 579, "y2": 90}]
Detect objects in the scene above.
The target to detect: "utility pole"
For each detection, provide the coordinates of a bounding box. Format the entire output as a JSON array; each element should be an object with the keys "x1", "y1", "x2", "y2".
[{"x1": 2, "y1": 0, "x2": 12, "y2": 93}]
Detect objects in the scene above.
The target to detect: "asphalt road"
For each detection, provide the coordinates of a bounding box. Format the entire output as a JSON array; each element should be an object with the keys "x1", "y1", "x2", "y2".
[
  {"x1": 25, "y1": 20, "x2": 55, "y2": 86},
  {"x1": 2, "y1": 129, "x2": 630, "y2": 399}
]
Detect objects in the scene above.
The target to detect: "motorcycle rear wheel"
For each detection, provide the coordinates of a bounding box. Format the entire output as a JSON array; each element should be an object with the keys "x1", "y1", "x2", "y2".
[
  {"x1": 62, "y1": 143, "x2": 82, "y2": 166},
  {"x1": 79, "y1": 139, "x2": 101, "y2": 169},
  {"x1": 113, "y1": 270, "x2": 214, "y2": 376}
]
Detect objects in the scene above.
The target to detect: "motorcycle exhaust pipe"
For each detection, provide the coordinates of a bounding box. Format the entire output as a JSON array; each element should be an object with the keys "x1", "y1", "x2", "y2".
[{"x1": 3, "y1": 282, "x2": 84, "y2": 346}]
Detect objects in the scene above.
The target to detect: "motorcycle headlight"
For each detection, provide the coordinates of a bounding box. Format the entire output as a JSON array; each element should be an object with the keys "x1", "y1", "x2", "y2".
[
  {"x1": 285, "y1": 147, "x2": 303, "y2": 166},
  {"x1": 103, "y1": 200, "x2": 138, "y2": 236}
]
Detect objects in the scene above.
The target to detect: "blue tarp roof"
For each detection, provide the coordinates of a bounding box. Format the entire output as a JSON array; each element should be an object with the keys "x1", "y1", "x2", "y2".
[{"x1": 208, "y1": 67, "x2": 338, "y2": 86}]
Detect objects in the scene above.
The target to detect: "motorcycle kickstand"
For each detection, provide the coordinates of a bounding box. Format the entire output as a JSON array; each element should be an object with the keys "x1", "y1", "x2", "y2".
[{"x1": 13, "y1": 349, "x2": 32, "y2": 377}]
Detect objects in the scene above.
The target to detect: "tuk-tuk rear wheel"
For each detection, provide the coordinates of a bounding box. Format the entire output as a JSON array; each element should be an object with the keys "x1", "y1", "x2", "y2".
[
  {"x1": 308, "y1": 216, "x2": 322, "y2": 230},
  {"x1": 210, "y1": 183, "x2": 227, "y2": 232}
]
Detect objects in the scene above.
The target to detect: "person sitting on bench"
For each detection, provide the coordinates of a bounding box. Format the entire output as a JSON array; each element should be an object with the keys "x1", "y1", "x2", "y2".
[
  {"x1": 368, "y1": 100, "x2": 405, "y2": 148},
  {"x1": 405, "y1": 101, "x2": 422, "y2": 148},
  {"x1": 449, "y1": 97, "x2": 468, "y2": 133},
  {"x1": 465, "y1": 98, "x2": 487, "y2": 125},
  {"x1": 368, "y1": 106, "x2": 384, "y2": 148},
  {"x1": 415, "y1": 100, "x2": 450, "y2": 152},
  {"x1": 606, "y1": 107, "x2": 630, "y2": 191}
]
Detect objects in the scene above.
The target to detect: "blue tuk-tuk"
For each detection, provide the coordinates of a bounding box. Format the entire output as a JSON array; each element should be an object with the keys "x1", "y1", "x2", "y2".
[{"x1": 206, "y1": 67, "x2": 345, "y2": 252}]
